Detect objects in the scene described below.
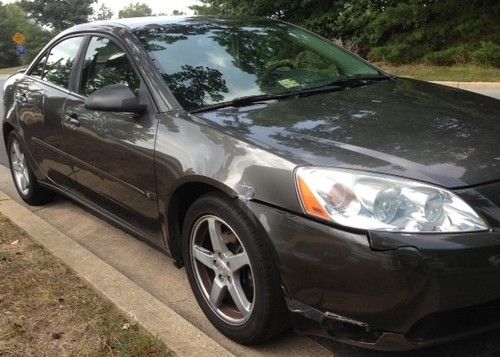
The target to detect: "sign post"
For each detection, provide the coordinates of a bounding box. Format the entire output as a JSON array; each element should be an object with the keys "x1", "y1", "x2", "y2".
[
  {"x1": 12, "y1": 32, "x2": 27, "y2": 60},
  {"x1": 12, "y1": 32, "x2": 26, "y2": 46},
  {"x1": 16, "y1": 45, "x2": 27, "y2": 58}
]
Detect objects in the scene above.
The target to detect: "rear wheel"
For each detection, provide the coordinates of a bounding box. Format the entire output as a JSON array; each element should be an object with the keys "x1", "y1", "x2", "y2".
[
  {"x1": 182, "y1": 192, "x2": 290, "y2": 344},
  {"x1": 7, "y1": 132, "x2": 55, "y2": 205}
]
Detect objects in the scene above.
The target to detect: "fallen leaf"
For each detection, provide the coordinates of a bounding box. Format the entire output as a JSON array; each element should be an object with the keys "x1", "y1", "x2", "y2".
[
  {"x1": 10, "y1": 240, "x2": 19, "y2": 245},
  {"x1": 52, "y1": 332, "x2": 64, "y2": 340}
]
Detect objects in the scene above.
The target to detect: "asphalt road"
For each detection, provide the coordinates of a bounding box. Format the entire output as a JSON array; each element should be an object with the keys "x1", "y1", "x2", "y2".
[{"x1": 0, "y1": 78, "x2": 499, "y2": 355}]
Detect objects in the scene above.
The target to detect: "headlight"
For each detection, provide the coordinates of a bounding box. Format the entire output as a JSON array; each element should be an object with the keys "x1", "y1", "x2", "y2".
[{"x1": 295, "y1": 167, "x2": 488, "y2": 232}]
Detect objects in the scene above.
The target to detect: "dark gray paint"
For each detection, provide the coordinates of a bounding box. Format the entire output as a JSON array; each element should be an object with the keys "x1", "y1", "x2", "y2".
[
  {"x1": 2, "y1": 17, "x2": 500, "y2": 351},
  {"x1": 197, "y1": 78, "x2": 500, "y2": 188}
]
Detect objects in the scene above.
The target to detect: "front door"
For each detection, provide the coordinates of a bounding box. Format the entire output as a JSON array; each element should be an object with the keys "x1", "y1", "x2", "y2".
[{"x1": 63, "y1": 36, "x2": 160, "y2": 240}]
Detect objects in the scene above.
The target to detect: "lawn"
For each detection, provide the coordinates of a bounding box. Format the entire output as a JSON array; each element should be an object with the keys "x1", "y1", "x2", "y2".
[
  {"x1": 0, "y1": 214, "x2": 171, "y2": 356},
  {"x1": 377, "y1": 63, "x2": 500, "y2": 82},
  {"x1": 0, "y1": 66, "x2": 25, "y2": 76}
]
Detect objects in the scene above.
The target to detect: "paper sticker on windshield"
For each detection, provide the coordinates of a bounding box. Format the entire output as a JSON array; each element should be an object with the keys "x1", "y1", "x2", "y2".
[{"x1": 278, "y1": 79, "x2": 300, "y2": 89}]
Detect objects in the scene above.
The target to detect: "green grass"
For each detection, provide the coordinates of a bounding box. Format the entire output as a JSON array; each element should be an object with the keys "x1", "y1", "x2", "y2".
[
  {"x1": 377, "y1": 63, "x2": 500, "y2": 82},
  {"x1": 0, "y1": 66, "x2": 25, "y2": 76}
]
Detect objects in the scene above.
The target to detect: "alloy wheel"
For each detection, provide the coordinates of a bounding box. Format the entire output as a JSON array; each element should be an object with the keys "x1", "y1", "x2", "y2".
[
  {"x1": 10, "y1": 138, "x2": 30, "y2": 196},
  {"x1": 190, "y1": 215, "x2": 255, "y2": 325}
]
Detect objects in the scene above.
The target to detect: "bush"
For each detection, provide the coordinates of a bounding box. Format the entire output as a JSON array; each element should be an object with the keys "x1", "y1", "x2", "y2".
[
  {"x1": 369, "y1": 44, "x2": 421, "y2": 65},
  {"x1": 422, "y1": 45, "x2": 474, "y2": 66},
  {"x1": 472, "y1": 41, "x2": 500, "y2": 67}
]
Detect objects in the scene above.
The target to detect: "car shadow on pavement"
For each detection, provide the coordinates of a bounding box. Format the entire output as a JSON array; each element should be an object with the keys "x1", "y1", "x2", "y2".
[{"x1": 315, "y1": 327, "x2": 500, "y2": 356}]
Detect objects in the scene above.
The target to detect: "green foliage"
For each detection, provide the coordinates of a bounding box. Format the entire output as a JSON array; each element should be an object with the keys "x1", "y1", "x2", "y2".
[
  {"x1": 0, "y1": 3, "x2": 19, "y2": 67},
  {"x1": 118, "y1": 2, "x2": 153, "y2": 18},
  {"x1": 19, "y1": 0, "x2": 96, "y2": 32},
  {"x1": 369, "y1": 44, "x2": 420, "y2": 65},
  {"x1": 472, "y1": 41, "x2": 500, "y2": 67},
  {"x1": 421, "y1": 45, "x2": 474, "y2": 66},
  {"x1": 0, "y1": 2, "x2": 52, "y2": 67},
  {"x1": 193, "y1": 0, "x2": 500, "y2": 67}
]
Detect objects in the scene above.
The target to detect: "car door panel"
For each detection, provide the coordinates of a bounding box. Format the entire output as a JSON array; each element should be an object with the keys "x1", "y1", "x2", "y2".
[
  {"x1": 16, "y1": 37, "x2": 84, "y2": 188},
  {"x1": 63, "y1": 36, "x2": 160, "y2": 239}
]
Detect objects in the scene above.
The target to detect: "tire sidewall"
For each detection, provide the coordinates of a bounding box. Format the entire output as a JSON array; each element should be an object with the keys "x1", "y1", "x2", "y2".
[{"x1": 182, "y1": 193, "x2": 282, "y2": 343}]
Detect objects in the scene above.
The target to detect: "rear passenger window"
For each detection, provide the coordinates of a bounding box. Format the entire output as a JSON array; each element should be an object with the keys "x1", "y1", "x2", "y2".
[
  {"x1": 80, "y1": 36, "x2": 140, "y2": 96},
  {"x1": 44, "y1": 37, "x2": 83, "y2": 89}
]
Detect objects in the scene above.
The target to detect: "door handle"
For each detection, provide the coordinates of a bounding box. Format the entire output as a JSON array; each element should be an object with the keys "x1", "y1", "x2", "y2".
[{"x1": 65, "y1": 113, "x2": 80, "y2": 127}]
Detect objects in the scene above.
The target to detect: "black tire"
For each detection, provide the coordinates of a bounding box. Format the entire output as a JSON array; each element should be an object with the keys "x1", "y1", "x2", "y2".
[
  {"x1": 7, "y1": 131, "x2": 55, "y2": 205},
  {"x1": 182, "y1": 192, "x2": 290, "y2": 344}
]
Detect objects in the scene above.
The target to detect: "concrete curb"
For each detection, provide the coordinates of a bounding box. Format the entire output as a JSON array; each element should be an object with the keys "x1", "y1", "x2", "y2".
[
  {"x1": 0, "y1": 190, "x2": 233, "y2": 357},
  {"x1": 431, "y1": 81, "x2": 500, "y2": 90}
]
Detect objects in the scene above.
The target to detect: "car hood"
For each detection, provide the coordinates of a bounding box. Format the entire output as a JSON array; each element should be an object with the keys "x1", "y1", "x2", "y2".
[{"x1": 196, "y1": 78, "x2": 500, "y2": 188}]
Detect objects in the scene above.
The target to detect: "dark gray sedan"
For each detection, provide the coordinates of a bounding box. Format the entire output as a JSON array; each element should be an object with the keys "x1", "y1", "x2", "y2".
[{"x1": 2, "y1": 16, "x2": 500, "y2": 351}]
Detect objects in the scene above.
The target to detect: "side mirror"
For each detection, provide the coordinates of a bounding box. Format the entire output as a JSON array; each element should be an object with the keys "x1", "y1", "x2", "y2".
[{"x1": 85, "y1": 84, "x2": 147, "y2": 114}]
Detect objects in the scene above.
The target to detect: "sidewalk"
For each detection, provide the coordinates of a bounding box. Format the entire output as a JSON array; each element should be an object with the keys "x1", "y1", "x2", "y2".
[{"x1": 432, "y1": 81, "x2": 500, "y2": 90}]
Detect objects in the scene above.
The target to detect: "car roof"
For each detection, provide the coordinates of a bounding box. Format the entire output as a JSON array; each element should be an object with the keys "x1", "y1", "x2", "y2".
[{"x1": 69, "y1": 15, "x2": 275, "y2": 32}]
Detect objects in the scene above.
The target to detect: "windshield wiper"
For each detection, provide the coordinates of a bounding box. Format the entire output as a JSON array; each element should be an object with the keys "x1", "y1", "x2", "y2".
[{"x1": 190, "y1": 84, "x2": 343, "y2": 114}]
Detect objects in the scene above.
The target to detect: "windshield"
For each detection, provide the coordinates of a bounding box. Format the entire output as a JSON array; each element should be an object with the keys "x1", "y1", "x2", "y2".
[{"x1": 134, "y1": 18, "x2": 381, "y2": 111}]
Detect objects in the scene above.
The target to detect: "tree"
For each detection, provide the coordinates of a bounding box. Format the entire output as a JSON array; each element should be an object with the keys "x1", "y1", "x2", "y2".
[
  {"x1": 19, "y1": 0, "x2": 96, "y2": 32},
  {"x1": 189, "y1": 4, "x2": 218, "y2": 15},
  {"x1": 172, "y1": 9, "x2": 186, "y2": 16},
  {"x1": 118, "y1": 2, "x2": 152, "y2": 18},
  {"x1": 189, "y1": 0, "x2": 500, "y2": 66},
  {"x1": 0, "y1": 2, "x2": 52, "y2": 67},
  {"x1": 93, "y1": 3, "x2": 113, "y2": 20}
]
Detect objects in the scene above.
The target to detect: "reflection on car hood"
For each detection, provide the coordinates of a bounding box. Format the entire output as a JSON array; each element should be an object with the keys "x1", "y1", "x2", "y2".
[{"x1": 196, "y1": 78, "x2": 500, "y2": 188}]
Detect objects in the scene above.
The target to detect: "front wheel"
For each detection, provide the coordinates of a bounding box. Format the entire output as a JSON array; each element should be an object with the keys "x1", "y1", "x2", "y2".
[
  {"x1": 7, "y1": 132, "x2": 55, "y2": 205},
  {"x1": 182, "y1": 192, "x2": 290, "y2": 344}
]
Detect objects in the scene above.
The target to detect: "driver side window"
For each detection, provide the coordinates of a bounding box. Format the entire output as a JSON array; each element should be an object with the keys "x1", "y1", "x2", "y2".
[{"x1": 80, "y1": 36, "x2": 140, "y2": 97}]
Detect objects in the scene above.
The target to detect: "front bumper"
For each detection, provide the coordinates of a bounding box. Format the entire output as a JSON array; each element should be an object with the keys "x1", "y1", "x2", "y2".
[{"x1": 246, "y1": 181, "x2": 500, "y2": 350}]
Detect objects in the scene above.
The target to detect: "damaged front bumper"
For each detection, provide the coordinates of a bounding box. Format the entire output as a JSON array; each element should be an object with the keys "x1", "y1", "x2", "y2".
[{"x1": 246, "y1": 187, "x2": 500, "y2": 350}]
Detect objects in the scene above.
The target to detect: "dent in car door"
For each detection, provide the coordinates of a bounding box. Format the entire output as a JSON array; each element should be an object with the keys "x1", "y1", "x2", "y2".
[
  {"x1": 16, "y1": 36, "x2": 84, "y2": 187},
  {"x1": 63, "y1": 36, "x2": 160, "y2": 240}
]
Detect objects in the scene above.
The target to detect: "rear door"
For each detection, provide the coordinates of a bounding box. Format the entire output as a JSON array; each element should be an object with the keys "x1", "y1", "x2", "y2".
[
  {"x1": 63, "y1": 35, "x2": 160, "y2": 240},
  {"x1": 16, "y1": 36, "x2": 85, "y2": 188}
]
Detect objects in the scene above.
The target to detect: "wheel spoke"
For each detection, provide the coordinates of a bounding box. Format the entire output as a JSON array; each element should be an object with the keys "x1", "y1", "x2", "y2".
[
  {"x1": 193, "y1": 245, "x2": 215, "y2": 269},
  {"x1": 11, "y1": 161, "x2": 22, "y2": 173},
  {"x1": 228, "y1": 278, "x2": 251, "y2": 317},
  {"x1": 210, "y1": 278, "x2": 226, "y2": 307},
  {"x1": 207, "y1": 217, "x2": 229, "y2": 254},
  {"x1": 19, "y1": 173, "x2": 28, "y2": 190},
  {"x1": 12, "y1": 141, "x2": 21, "y2": 159},
  {"x1": 226, "y1": 251, "x2": 250, "y2": 272}
]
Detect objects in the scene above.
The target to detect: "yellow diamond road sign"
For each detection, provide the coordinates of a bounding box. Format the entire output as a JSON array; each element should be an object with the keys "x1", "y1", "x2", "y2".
[{"x1": 12, "y1": 32, "x2": 26, "y2": 45}]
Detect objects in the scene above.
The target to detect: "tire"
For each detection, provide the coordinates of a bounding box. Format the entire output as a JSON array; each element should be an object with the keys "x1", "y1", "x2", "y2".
[
  {"x1": 7, "y1": 131, "x2": 55, "y2": 205},
  {"x1": 182, "y1": 192, "x2": 290, "y2": 344}
]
